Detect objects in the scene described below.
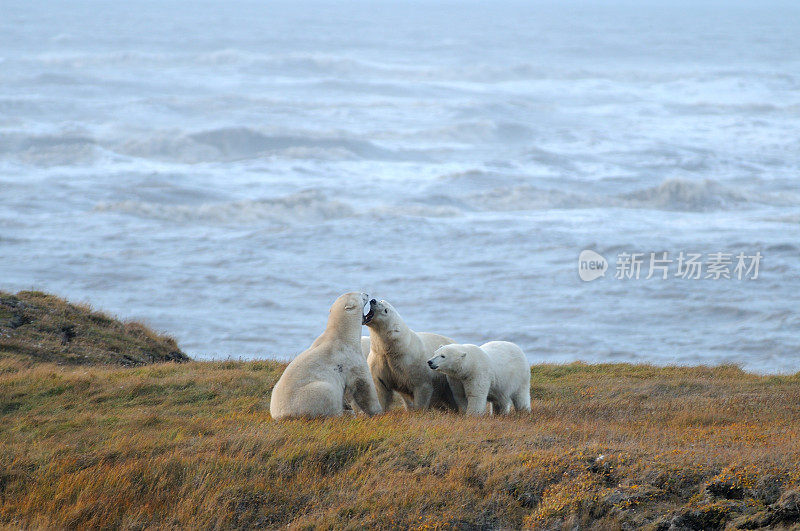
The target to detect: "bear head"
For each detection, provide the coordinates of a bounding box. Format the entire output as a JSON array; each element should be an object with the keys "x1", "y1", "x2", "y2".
[
  {"x1": 328, "y1": 292, "x2": 371, "y2": 331},
  {"x1": 361, "y1": 298, "x2": 400, "y2": 329},
  {"x1": 427, "y1": 344, "x2": 468, "y2": 375}
]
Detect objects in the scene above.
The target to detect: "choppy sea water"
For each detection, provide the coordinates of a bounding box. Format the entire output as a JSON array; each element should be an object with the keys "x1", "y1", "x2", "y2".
[{"x1": 1, "y1": 0, "x2": 799, "y2": 372}]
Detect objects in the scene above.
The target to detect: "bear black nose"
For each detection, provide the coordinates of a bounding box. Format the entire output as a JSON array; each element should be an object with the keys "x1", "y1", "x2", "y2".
[{"x1": 427, "y1": 360, "x2": 434, "y2": 367}]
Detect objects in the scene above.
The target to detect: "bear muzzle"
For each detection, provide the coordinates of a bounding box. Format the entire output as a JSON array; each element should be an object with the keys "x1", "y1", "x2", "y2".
[{"x1": 362, "y1": 299, "x2": 376, "y2": 325}]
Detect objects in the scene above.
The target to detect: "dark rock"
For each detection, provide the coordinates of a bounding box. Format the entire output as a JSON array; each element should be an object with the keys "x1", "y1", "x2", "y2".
[
  {"x1": 167, "y1": 350, "x2": 189, "y2": 362},
  {"x1": 517, "y1": 490, "x2": 540, "y2": 508},
  {"x1": 665, "y1": 501, "x2": 738, "y2": 530},
  {"x1": 602, "y1": 486, "x2": 660, "y2": 507},
  {"x1": 587, "y1": 455, "x2": 617, "y2": 487},
  {"x1": 120, "y1": 354, "x2": 145, "y2": 366},
  {"x1": 10, "y1": 313, "x2": 29, "y2": 329},
  {"x1": 705, "y1": 477, "x2": 745, "y2": 500},
  {"x1": 731, "y1": 490, "x2": 799, "y2": 529},
  {"x1": 771, "y1": 490, "x2": 800, "y2": 525},
  {"x1": 60, "y1": 325, "x2": 76, "y2": 345},
  {"x1": 753, "y1": 474, "x2": 783, "y2": 505}
]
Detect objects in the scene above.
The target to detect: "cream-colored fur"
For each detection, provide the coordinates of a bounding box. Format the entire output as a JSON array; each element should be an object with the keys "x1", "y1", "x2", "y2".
[
  {"x1": 364, "y1": 299, "x2": 457, "y2": 411},
  {"x1": 270, "y1": 292, "x2": 382, "y2": 420},
  {"x1": 428, "y1": 341, "x2": 531, "y2": 416},
  {"x1": 360, "y1": 336, "x2": 370, "y2": 358}
]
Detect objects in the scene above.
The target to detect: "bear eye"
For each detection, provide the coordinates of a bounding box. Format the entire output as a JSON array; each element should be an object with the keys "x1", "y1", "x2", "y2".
[
  {"x1": 384, "y1": 309, "x2": 388, "y2": 313},
  {"x1": 441, "y1": 355, "x2": 446, "y2": 359}
]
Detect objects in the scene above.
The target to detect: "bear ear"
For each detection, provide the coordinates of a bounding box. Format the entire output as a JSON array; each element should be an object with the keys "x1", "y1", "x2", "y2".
[{"x1": 461, "y1": 352, "x2": 466, "y2": 358}]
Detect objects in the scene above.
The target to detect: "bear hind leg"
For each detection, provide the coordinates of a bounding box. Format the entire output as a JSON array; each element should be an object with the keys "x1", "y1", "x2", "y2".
[
  {"x1": 491, "y1": 397, "x2": 512, "y2": 415},
  {"x1": 292, "y1": 381, "x2": 343, "y2": 418},
  {"x1": 512, "y1": 387, "x2": 531, "y2": 412}
]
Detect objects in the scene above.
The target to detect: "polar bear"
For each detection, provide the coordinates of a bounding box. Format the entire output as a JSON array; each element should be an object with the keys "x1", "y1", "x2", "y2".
[
  {"x1": 270, "y1": 292, "x2": 383, "y2": 420},
  {"x1": 363, "y1": 299, "x2": 458, "y2": 411},
  {"x1": 427, "y1": 341, "x2": 531, "y2": 416}
]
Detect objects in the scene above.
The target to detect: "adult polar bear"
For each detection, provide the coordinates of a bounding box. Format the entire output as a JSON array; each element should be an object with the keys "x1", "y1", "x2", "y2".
[
  {"x1": 270, "y1": 292, "x2": 382, "y2": 420},
  {"x1": 363, "y1": 299, "x2": 458, "y2": 411},
  {"x1": 427, "y1": 341, "x2": 531, "y2": 416}
]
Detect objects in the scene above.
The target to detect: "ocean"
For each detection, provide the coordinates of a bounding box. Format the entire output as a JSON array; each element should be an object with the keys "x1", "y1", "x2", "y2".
[{"x1": 1, "y1": 0, "x2": 799, "y2": 371}]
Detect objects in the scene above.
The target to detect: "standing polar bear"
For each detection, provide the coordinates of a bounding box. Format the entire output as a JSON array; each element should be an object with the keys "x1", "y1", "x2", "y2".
[
  {"x1": 427, "y1": 341, "x2": 531, "y2": 416},
  {"x1": 364, "y1": 299, "x2": 458, "y2": 411},
  {"x1": 270, "y1": 292, "x2": 382, "y2": 420}
]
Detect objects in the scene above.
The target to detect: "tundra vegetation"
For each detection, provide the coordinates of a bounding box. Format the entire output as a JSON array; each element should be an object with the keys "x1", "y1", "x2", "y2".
[{"x1": 1, "y1": 291, "x2": 798, "y2": 529}]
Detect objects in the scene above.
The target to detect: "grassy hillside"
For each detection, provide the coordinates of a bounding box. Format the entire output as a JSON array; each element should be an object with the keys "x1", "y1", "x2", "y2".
[
  {"x1": 1, "y1": 358, "x2": 799, "y2": 529},
  {"x1": 0, "y1": 290, "x2": 188, "y2": 366}
]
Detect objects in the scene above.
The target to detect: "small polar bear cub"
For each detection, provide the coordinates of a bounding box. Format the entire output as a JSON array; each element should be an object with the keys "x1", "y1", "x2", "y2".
[{"x1": 427, "y1": 341, "x2": 531, "y2": 416}]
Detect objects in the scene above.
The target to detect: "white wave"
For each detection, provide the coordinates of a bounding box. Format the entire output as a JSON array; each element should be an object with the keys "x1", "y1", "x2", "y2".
[
  {"x1": 368, "y1": 203, "x2": 462, "y2": 218},
  {"x1": 21, "y1": 136, "x2": 738, "y2": 218},
  {"x1": 619, "y1": 178, "x2": 750, "y2": 211},
  {"x1": 24, "y1": 49, "x2": 405, "y2": 77},
  {"x1": 118, "y1": 134, "x2": 221, "y2": 164},
  {"x1": 410, "y1": 121, "x2": 532, "y2": 144},
  {"x1": 466, "y1": 185, "x2": 586, "y2": 211},
  {"x1": 0, "y1": 133, "x2": 100, "y2": 166},
  {"x1": 0, "y1": 133, "x2": 94, "y2": 152},
  {"x1": 94, "y1": 190, "x2": 354, "y2": 224},
  {"x1": 429, "y1": 169, "x2": 526, "y2": 193},
  {"x1": 435, "y1": 178, "x2": 783, "y2": 213},
  {"x1": 768, "y1": 213, "x2": 800, "y2": 224},
  {"x1": 116, "y1": 127, "x2": 426, "y2": 162},
  {"x1": 196, "y1": 50, "x2": 397, "y2": 75},
  {"x1": 30, "y1": 50, "x2": 175, "y2": 67}
]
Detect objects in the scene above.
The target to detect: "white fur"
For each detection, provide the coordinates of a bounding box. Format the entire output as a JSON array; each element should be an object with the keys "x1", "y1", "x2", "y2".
[
  {"x1": 360, "y1": 336, "x2": 370, "y2": 359},
  {"x1": 270, "y1": 292, "x2": 382, "y2": 419},
  {"x1": 365, "y1": 300, "x2": 458, "y2": 411},
  {"x1": 428, "y1": 341, "x2": 531, "y2": 416},
  {"x1": 342, "y1": 336, "x2": 373, "y2": 412}
]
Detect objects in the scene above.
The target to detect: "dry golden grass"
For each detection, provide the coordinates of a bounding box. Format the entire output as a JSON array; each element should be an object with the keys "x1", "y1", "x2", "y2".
[
  {"x1": 0, "y1": 290, "x2": 187, "y2": 366},
  {"x1": 1, "y1": 358, "x2": 799, "y2": 529}
]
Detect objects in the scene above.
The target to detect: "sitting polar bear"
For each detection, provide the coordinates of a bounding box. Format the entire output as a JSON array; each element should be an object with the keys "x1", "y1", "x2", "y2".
[
  {"x1": 270, "y1": 292, "x2": 383, "y2": 420},
  {"x1": 427, "y1": 341, "x2": 531, "y2": 416},
  {"x1": 363, "y1": 299, "x2": 458, "y2": 411}
]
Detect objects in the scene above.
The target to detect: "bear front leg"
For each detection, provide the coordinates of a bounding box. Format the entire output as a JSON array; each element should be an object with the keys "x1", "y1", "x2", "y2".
[
  {"x1": 368, "y1": 356, "x2": 394, "y2": 411},
  {"x1": 447, "y1": 376, "x2": 468, "y2": 413},
  {"x1": 409, "y1": 384, "x2": 433, "y2": 410},
  {"x1": 464, "y1": 379, "x2": 489, "y2": 416},
  {"x1": 348, "y1": 366, "x2": 383, "y2": 416},
  {"x1": 466, "y1": 395, "x2": 488, "y2": 416},
  {"x1": 372, "y1": 374, "x2": 395, "y2": 411},
  {"x1": 342, "y1": 390, "x2": 358, "y2": 414}
]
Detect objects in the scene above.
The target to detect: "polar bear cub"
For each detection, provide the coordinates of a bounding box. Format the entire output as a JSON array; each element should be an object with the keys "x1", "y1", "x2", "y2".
[
  {"x1": 427, "y1": 341, "x2": 531, "y2": 416},
  {"x1": 270, "y1": 292, "x2": 382, "y2": 420}
]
